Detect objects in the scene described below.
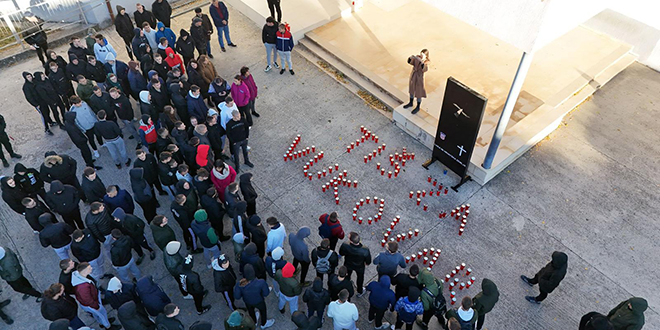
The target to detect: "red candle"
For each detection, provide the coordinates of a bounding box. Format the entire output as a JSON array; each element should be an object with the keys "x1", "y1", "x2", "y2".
[
  {"x1": 328, "y1": 166, "x2": 332, "y2": 174},
  {"x1": 353, "y1": 180, "x2": 358, "y2": 188},
  {"x1": 451, "y1": 297, "x2": 457, "y2": 305},
  {"x1": 409, "y1": 191, "x2": 414, "y2": 199},
  {"x1": 416, "y1": 191, "x2": 421, "y2": 198},
  {"x1": 423, "y1": 249, "x2": 428, "y2": 256},
  {"x1": 352, "y1": 214, "x2": 357, "y2": 221},
  {"x1": 423, "y1": 257, "x2": 428, "y2": 265},
  {"x1": 319, "y1": 151, "x2": 324, "y2": 159},
  {"x1": 375, "y1": 136, "x2": 379, "y2": 143},
  {"x1": 415, "y1": 229, "x2": 419, "y2": 236},
  {"x1": 408, "y1": 231, "x2": 413, "y2": 239},
  {"x1": 416, "y1": 198, "x2": 421, "y2": 206},
  {"x1": 458, "y1": 228, "x2": 464, "y2": 236},
  {"x1": 451, "y1": 270, "x2": 457, "y2": 277},
  {"x1": 343, "y1": 170, "x2": 347, "y2": 177},
  {"x1": 382, "y1": 144, "x2": 386, "y2": 151},
  {"x1": 423, "y1": 204, "x2": 428, "y2": 211},
  {"x1": 380, "y1": 168, "x2": 385, "y2": 176},
  {"x1": 390, "y1": 222, "x2": 395, "y2": 229},
  {"x1": 322, "y1": 185, "x2": 327, "y2": 192},
  {"x1": 381, "y1": 240, "x2": 386, "y2": 247},
  {"x1": 366, "y1": 197, "x2": 370, "y2": 204},
  {"x1": 445, "y1": 275, "x2": 451, "y2": 282},
  {"x1": 422, "y1": 190, "x2": 426, "y2": 197},
  {"x1": 429, "y1": 261, "x2": 434, "y2": 268},
  {"x1": 402, "y1": 159, "x2": 406, "y2": 167},
  {"x1": 358, "y1": 217, "x2": 362, "y2": 224},
  {"x1": 444, "y1": 188, "x2": 448, "y2": 195},
  {"x1": 405, "y1": 256, "x2": 410, "y2": 263},
  {"x1": 411, "y1": 254, "x2": 416, "y2": 262},
  {"x1": 466, "y1": 204, "x2": 470, "y2": 211},
  {"x1": 361, "y1": 136, "x2": 365, "y2": 142},
  {"x1": 465, "y1": 268, "x2": 472, "y2": 276},
  {"x1": 417, "y1": 252, "x2": 423, "y2": 259},
  {"x1": 376, "y1": 163, "x2": 381, "y2": 170},
  {"x1": 283, "y1": 154, "x2": 287, "y2": 161},
  {"x1": 396, "y1": 234, "x2": 401, "y2": 242},
  {"x1": 335, "y1": 197, "x2": 339, "y2": 205},
  {"x1": 311, "y1": 146, "x2": 316, "y2": 152},
  {"x1": 388, "y1": 171, "x2": 392, "y2": 178},
  {"x1": 411, "y1": 153, "x2": 415, "y2": 160},
  {"x1": 355, "y1": 139, "x2": 360, "y2": 147},
  {"x1": 360, "y1": 125, "x2": 364, "y2": 133},
  {"x1": 395, "y1": 152, "x2": 400, "y2": 160},
  {"x1": 459, "y1": 282, "x2": 465, "y2": 290},
  {"x1": 368, "y1": 218, "x2": 372, "y2": 225},
  {"x1": 360, "y1": 199, "x2": 364, "y2": 206},
  {"x1": 460, "y1": 263, "x2": 466, "y2": 270},
  {"x1": 427, "y1": 176, "x2": 432, "y2": 183},
  {"x1": 308, "y1": 173, "x2": 313, "y2": 181}
]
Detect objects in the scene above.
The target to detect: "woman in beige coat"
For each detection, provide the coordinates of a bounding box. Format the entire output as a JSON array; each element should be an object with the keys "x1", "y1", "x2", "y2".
[
  {"x1": 403, "y1": 49, "x2": 430, "y2": 114},
  {"x1": 197, "y1": 55, "x2": 217, "y2": 103}
]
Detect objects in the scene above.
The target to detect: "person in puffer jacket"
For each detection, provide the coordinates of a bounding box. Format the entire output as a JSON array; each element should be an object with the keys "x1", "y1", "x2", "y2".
[
  {"x1": 394, "y1": 286, "x2": 423, "y2": 330},
  {"x1": 275, "y1": 262, "x2": 302, "y2": 315},
  {"x1": 365, "y1": 275, "x2": 396, "y2": 330},
  {"x1": 212, "y1": 254, "x2": 237, "y2": 310},
  {"x1": 302, "y1": 277, "x2": 331, "y2": 321},
  {"x1": 135, "y1": 275, "x2": 171, "y2": 317},
  {"x1": 234, "y1": 264, "x2": 274, "y2": 328},
  {"x1": 190, "y1": 209, "x2": 220, "y2": 268}
]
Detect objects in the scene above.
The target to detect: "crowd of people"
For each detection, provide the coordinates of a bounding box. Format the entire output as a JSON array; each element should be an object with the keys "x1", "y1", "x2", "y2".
[{"x1": 1, "y1": 0, "x2": 650, "y2": 330}]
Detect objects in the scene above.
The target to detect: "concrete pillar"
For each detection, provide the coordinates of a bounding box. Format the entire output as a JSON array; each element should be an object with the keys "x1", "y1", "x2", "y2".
[{"x1": 482, "y1": 51, "x2": 533, "y2": 169}]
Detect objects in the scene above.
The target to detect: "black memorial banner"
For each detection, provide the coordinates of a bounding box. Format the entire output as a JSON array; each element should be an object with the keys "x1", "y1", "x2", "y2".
[{"x1": 431, "y1": 77, "x2": 487, "y2": 180}]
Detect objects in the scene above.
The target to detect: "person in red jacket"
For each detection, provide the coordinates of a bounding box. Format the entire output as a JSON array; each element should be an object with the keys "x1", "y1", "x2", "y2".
[
  {"x1": 318, "y1": 212, "x2": 345, "y2": 250},
  {"x1": 138, "y1": 114, "x2": 158, "y2": 155},
  {"x1": 164, "y1": 47, "x2": 185, "y2": 75},
  {"x1": 210, "y1": 160, "x2": 236, "y2": 202},
  {"x1": 72, "y1": 262, "x2": 119, "y2": 329}
]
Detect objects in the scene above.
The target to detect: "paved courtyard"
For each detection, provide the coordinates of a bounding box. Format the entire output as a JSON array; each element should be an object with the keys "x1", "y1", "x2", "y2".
[{"x1": 0, "y1": 3, "x2": 657, "y2": 329}]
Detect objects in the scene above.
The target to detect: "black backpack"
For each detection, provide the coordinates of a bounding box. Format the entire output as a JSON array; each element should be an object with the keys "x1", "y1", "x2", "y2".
[
  {"x1": 318, "y1": 215, "x2": 339, "y2": 239},
  {"x1": 423, "y1": 280, "x2": 446, "y2": 316}
]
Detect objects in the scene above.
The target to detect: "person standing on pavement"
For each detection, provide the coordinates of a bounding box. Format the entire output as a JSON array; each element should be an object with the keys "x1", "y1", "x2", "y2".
[
  {"x1": 32, "y1": 72, "x2": 65, "y2": 129},
  {"x1": 247, "y1": 214, "x2": 267, "y2": 258},
  {"x1": 40, "y1": 151, "x2": 84, "y2": 199},
  {"x1": 264, "y1": 246, "x2": 286, "y2": 296},
  {"x1": 209, "y1": 0, "x2": 237, "y2": 52},
  {"x1": 239, "y1": 173, "x2": 257, "y2": 216},
  {"x1": 445, "y1": 296, "x2": 478, "y2": 329},
  {"x1": 58, "y1": 259, "x2": 77, "y2": 295},
  {"x1": 155, "y1": 303, "x2": 186, "y2": 329},
  {"x1": 289, "y1": 227, "x2": 311, "y2": 286},
  {"x1": 22, "y1": 197, "x2": 55, "y2": 233},
  {"x1": 180, "y1": 253, "x2": 212, "y2": 315},
  {"x1": 373, "y1": 241, "x2": 406, "y2": 280},
  {"x1": 103, "y1": 185, "x2": 135, "y2": 215},
  {"x1": 151, "y1": 0, "x2": 172, "y2": 27},
  {"x1": 230, "y1": 76, "x2": 252, "y2": 126},
  {"x1": 267, "y1": 0, "x2": 281, "y2": 25},
  {"x1": 164, "y1": 241, "x2": 193, "y2": 299},
  {"x1": 240, "y1": 66, "x2": 260, "y2": 120},
  {"x1": 93, "y1": 34, "x2": 117, "y2": 65},
  {"x1": 200, "y1": 186, "x2": 229, "y2": 240},
  {"x1": 22, "y1": 72, "x2": 54, "y2": 135},
  {"x1": 134, "y1": 3, "x2": 157, "y2": 29},
  {"x1": 114, "y1": 6, "x2": 136, "y2": 60},
  {"x1": 71, "y1": 262, "x2": 119, "y2": 329},
  {"x1": 81, "y1": 167, "x2": 106, "y2": 203},
  {"x1": 266, "y1": 216, "x2": 286, "y2": 254},
  {"x1": 318, "y1": 211, "x2": 344, "y2": 250},
  {"x1": 112, "y1": 207, "x2": 156, "y2": 263},
  {"x1": 191, "y1": 209, "x2": 221, "y2": 268},
  {"x1": 69, "y1": 96, "x2": 102, "y2": 159},
  {"x1": 328, "y1": 266, "x2": 354, "y2": 301},
  {"x1": 134, "y1": 149, "x2": 167, "y2": 195},
  {"x1": 85, "y1": 202, "x2": 115, "y2": 260},
  {"x1": 275, "y1": 262, "x2": 302, "y2": 315},
  {"x1": 109, "y1": 87, "x2": 142, "y2": 147},
  {"x1": 275, "y1": 23, "x2": 294, "y2": 75},
  {"x1": 71, "y1": 229, "x2": 106, "y2": 281},
  {"x1": 193, "y1": 8, "x2": 214, "y2": 57},
  {"x1": 212, "y1": 254, "x2": 237, "y2": 310},
  {"x1": 226, "y1": 110, "x2": 253, "y2": 173},
  {"x1": 607, "y1": 297, "x2": 647, "y2": 330},
  {"x1": 311, "y1": 238, "x2": 338, "y2": 282},
  {"x1": 150, "y1": 215, "x2": 177, "y2": 251},
  {"x1": 392, "y1": 263, "x2": 422, "y2": 303},
  {"x1": 339, "y1": 232, "x2": 371, "y2": 296},
  {"x1": 303, "y1": 277, "x2": 331, "y2": 323},
  {"x1": 417, "y1": 267, "x2": 445, "y2": 328},
  {"x1": 129, "y1": 168, "x2": 159, "y2": 222},
  {"x1": 39, "y1": 213, "x2": 74, "y2": 260},
  {"x1": 110, "y1": 229, "x2": 141, "y2": 282},
  {"x1": 579, "y1": 312, "x2": 613, "y2": 330},
  {"x1": 63, "y1": 112, "x2": 97, "y2": 169},
  {"x1": 94, "y1": 110, "x2": 131, "y2": 169},
  {"x1": 235, "y1": 264, "x2": 275, "y2": 329},
  {"x1": 327, "y1": 289, "x2": 359, "y2": 330},
  {"x1": 521, "y1": 251, "x2": 568, "y2": 304},
  {"x1": 117, "y1": 300, "x2": 156, "y2": 330},
  {"x1": 135, "y1": 275, "x2": 171, "y2": 317},
  {"x1": 46, "y1": 180, "x2": 84, "y2": 230},
  {"x1": 1, "y1": 177, "x2": 28, "y2": 215},
  {"x1": 0, "y1": 246, "x2": 43, "y2": 301},
  {"x1": 366, "y1": 275, "x2": 396, "y2": 330},
  {"x1": 393, "y1": 286, "x2": 424, "y2": 330},
  {"x1": 41, "y1": 283, "x2": 86, "y2": 329},
  {"x1": 262, "y1": 17, "x2": 279, "y2": 72},
  {"x1": 472, "y1": 278, "x2": 499, "y2": 330},
  {"x1": 0, "y1": 115, "x2": 22, "y2": 168},
  {"x1": 225, "y1": 309, "x2": 256, "y2": 330}
]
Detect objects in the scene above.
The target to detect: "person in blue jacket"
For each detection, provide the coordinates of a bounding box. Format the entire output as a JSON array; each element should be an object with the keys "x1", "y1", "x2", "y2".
[
  {"x1": 103, "y1": 185, "x2": 135, "y2": 215},
  {"x1": 373, "y1": 241, "x2": 406, "y2": 280},
  {"x1": 135, "y1": 275, "x2": 171, "y2": 317},
  {"x1": 155, "y1": 22, "x2": 176, "y2": 50},
  {"x1": 209, "y1": 0, "x2": 237, "y2": 52},
  {"x1": 187, "y1": 85, "x2": 208, "y2": 120},
  {"x1": 366, "y1": 275, "x2": 396, "y2": 330},
  {"x1": 234, "y1": 264, "x2": 274, "y2": 328}
]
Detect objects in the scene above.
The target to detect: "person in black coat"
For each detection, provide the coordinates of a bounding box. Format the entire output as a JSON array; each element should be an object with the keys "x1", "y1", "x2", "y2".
[
  {"x1": 62, "y1": 112, "x2": 98, "y2": 169},
  {"x1": 65, "y1": 54, "x2": 87, "y2": 81},
  {"x1": 311, "y1": 238, "x2": 339, "y2": 282},
  {"x1": 105, "y1": 277, "x2": 144, "y2": 311},
  {"x1": 115, "y1": 6, "x2": 136, "y2": 61},
  {"x1": 239, "y1": 173, "x2": 257, "y2": 217},
  {"x1": 22, "y1": 14, "x2": 49, "y2": 64},
  {"x1": 240, "y1": 242, "x2": 266, "y2": 279},
  {"x1": 1, "y1": 177, "x2": 28, "y2": 215},
  {"x1": 135, "y1": 276, "x2": 171, "y2": 317},
  {"x1": 67, "y1": 37, "x2": 92, "y2": 65},
  {"x1": 103, "y1": 185, "x2": 135, "y2": 215},
  {"x1": 129, "y1": 168, "x2": 159, "y2": 222},
  {"x1": 206, "y1": 115, "x2": 225, "y2": 161},
  {"x1": 86, "y1": 56, "x2": 107, "y2": 83},
  {"x1": 71, "y1": 229, "x2": 105, "y2": 280},
  {"x1": 46, "y1": 180, "x2": 84, "y2": 229},
  {"x1": 339, "y1": 232, "x2": 371, "y2": 296},
  {"x1": 149, "y1": 79, "x2": 170, "y2": 114},
  {"x1": 131, "y1": 28, "x2": 149, "y2": 60},
  {"x1": 212, "y1": 254, "x2": 237, "y2": 310},
  {"x1": 14, "y1": 163, "x2": 46, "y2": 202},
  {"x1": 22, "y1": 196, "x2": 55, "y2": 232},
  {"x1": 190, "y1": 18, "x2": 209, "y2": 56},
  {"x1": 41, "y1": 283, "x2": 85, "y2": 327},
  {"x1": 246, "y1": 215, "x2": 267, "y2": 259},
  {"x1": 521, "y1": 251, "x2": 568, "y2": 303},
  {"x1": 38, "y1": 213, "x2": 75, "y2": 260},
  {"x1": 22, "y1": 71, "x2": 52, "y2": 134},
  {"x1": 134, "y1": 149, "x2": 167, "y2": 195},
  {"x1": 33, "y1": 71, "x2": 64, "y2": 128},
  {"x1": 181, "y1": 253, "x2": 211, "y2": 314},
  {"x1": 81, "y1": 167, "x2": 106, "y2": 203},
  {"x1": 40, "y1": 151, "x2": 82, "y2": 191},
  {"x1": 45, "y1": 50, "x2": 68, "y2": 71},
  {"x1": 151, "y1": 0, "x2": 172, "y2": 27},
  {"x1": 89, "y1": 87, "x2": 117, "y2": 122},
  {"x1": 112, "y1": 207, "x2": 155, "y2": 262},
  {"x1": 175, "y1": 29, "x2": 195, "y2": 66},
  {"x1": 134, "y1": 3, "x2": 157, "y2": 29},
  {"x1": 169, "y1": 83, "x2": 189, "y2": 125},
  {"x1": 118, "y1": 300, "x2": 155, "y2": 330},
  {"x1": 226, "y1": 111, "x2": 253, "y2": 173},
  {"x1": 302, "y1": 277, "x2": 331, "y2": 320},
  {"x1": 328, "y1": 266, "x2": 355, "y2": 301},
  {"x1": 200, "y1": 187, "x2": 230, "y2": 241},
  {"x1": 47, "y1": 62, "x2": 74, "y2": 109}
]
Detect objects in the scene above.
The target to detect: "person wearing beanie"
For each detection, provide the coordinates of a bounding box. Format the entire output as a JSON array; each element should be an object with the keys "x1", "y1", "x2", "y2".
[
  {"x1": 311, "y1": 238, "x2": 338, "y2": 283},
  {"x1": 232, "y1": 201, "x2": 249, "y2": 239},
  {"x1": 246, "y1": 215, "x2": 267, "y2": 258},
  {"x1": 292, "y1": 310, "x2": 322, "y2": 330},
  {"x1": 163, "y1": 241, "x2": 192, "y2": 299},
  {"x1": 0, "y1": 246, "x2": 43, "y2": 301},
  {"x1": 46, "y1": 180, "x2": 84, "y2": 230},
  {"x1": 190, "y1": 209, "x2": 221, "y2": 268},
  {"x1": 104, "y1": 276, "x2": 143, "y2": 313},
  {"x1": 328, "y1": 266, "x2": 354, "y2": 301},
  {"x1": 233, "y1": 232, "x2": 247, "y2": 261},
  {"x1": 212, "y1": 254, "x2": 237, "y2": 310},
  {"x1": 264, "y1": 246, "x2": 286, "y2": 297},
  {"x1": 579, "y1": 312, "x2": 614, "y2": 330},
  {"x1": 289, "y1": 226, "x2": 311, "y2": 286},
  {"x1": 366, "y1": 275, "x2": 396, "y2": 329},
  {"x1": 117, "y1": 300, "x2": 155, "y2": 330},
  {"x1": 521, "y1": 251, "x2": 568, "y2": 304},
  {"x1": 225, "y1": 309, "x2": 256, "y2": 330},
  {"x1": 135, "y1": 276, "x2": 171, "y2": 317},
  {"x1": 235, "y1": 264, "x2": 274, "y2": 329},
  {"x1": 240, "y1": 242, "x2": 266, "y2": 280},
  {"x1": 472, "y1": 278, "x2": 499, "y2": 330},
  {"x1": 374, "y1": 241, "x2": 406, "y2": 280},
  {"x1": 607, "y1": 297, "x2": 647, "y2": 330},
  {"x1": 392, "y1": 264, "x2": 422, "y2": 303},
  {"x1": 393, "y1": 286, "x2": 424, "y2": 330},
  {"x1": 275, "y1": 262, "x2": 302, "y2": 315},
  {"x1": 266, "y1": 216, "x2": 286, "y2": 254},
  {"x1": 445, "y1": 296, "x2": 478, "y2": 330},
  {"x1": 181, "y1": 251, "x2": 212, "y2": 315},
  {"x1": 38, "y1": 213, "x2": 74, "y2": 260},
  {"x1": 112, "y1": 207, "x2": 156, "y2": 263},
  {"x1": 302, "y1": 277, "x2": 331, "y2": 323},
  {"x1": 327, "y1": 288, "x2": 358, "y2": 330}
]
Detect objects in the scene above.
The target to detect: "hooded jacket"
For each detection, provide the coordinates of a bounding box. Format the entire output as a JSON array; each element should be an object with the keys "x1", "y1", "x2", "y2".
[
  {"x1": 366, "y1": 275, "x2": 396, "y2": 310},
  {"x1": 311, "y1": 244, "x2": 338, "y2": 274},
  {"x1": 136, "y1": 276, "x2": 171, "y2": 316},
  {"x1": 373, "y1": 250, "x2": 407, "y2": 276},
  {"x1": 276, "y1": 30, "x2": 294, "y2": 52},
  {"x1": 1, "y1": 177, "x2": 28, "y2": 214},
  {"x1": 266, "y1": 222, "x2": 286, "y2": 254},
  {"x1": 191, "y1": 210, "x2": 218, "y2": 248},
  {"x1": 174, "y1": 29, "x2": 195, "y2": 59},
  {"x1": 239, "y1": 173, "x2": 257, "y2": 204},
  {"x1": 66, "y1": 54, "x2": 87, "y2": 81},
  {"x1": 133, "y1": 152, "x2": 159, "y2": 184},
  {"x1": 22, "y1": 72, "x2": 42, "y2": 107},
  {"x1": 224, "y1": 186, "x2": 242, "y2": 218},
  {"x1": 186, "y1": 89, "x2": 208, "y2": 120},
  {"x1": 163, "y1": 245, "x2": 185, "y2": 277},
  {"x1": 132, "y1": 28, "x2": 149, "y2": 59},
  {"x1": 46, "y1": 180, "x2": 80, "y2": 215},
  {"x1": 104, "y1": 188, "x2": 135, "y2": 214},
  {"x1": 114, "y1": 6, "x2": 135, "y2": 40},
  {"x1": 128, "y1": 65, "x2": 148, "y2": 94},
  {"x1": 67, "y1": 43, "x2": 92, "y2": 65},
  {"x1": 394, "y1": 287, "x2": 424, "y2": 324},
  {"x1": 180, "y1": 255, "x2": 205, "y2": 295},
  {"x1": 41, "y1": 293, "x2": 78, "y2": 321},
  {"x1": 40, "y1": 152, "x2": 78, "y2": 185},
  {"x1": 86, "y1": 59, "x2": 108, "y2": 82},
  {"x1": 292, "y1": 310, "x2": 322, "y2": 330},
  {"x1": 339, "y1": 241, "x2": 371, "y2": 270},
  {"x1": 234, "y1": 264, "x2": 270, "y2": 306},
  {"x1": 48, "y1": 66, "x2": 74, "y2": 96},
  {"x1": 164, "y1": 47, "x2": 184, "y2": 74},
  {"x1": 85, "y1": 207, "x2": 114, "y2": 242},
  {"x1": 89, "y1": 90, "x2": 115, "y2": 119},
  {"x1": 230, "y1": 82, "x2": 250, "y2": 107},
  {"x1": 241, "y1": 73, "x2": 258, "y2": 100},
  {"x1": 418, "y1": 268, "x2": 441, "y2": 311},
  {"x1": 239, "y1": 242, "x2": 265, "y2": 277},
  {"x1": 113, "y1": 208, "x2": 146, "y2": 238},
  {"x1": 111, "y1": 235, "x2": 135, "y2": 266},
  {"x1": 196, "y1": 143, "x2": 213, "y2": 169},
  {"x1": 118, "y1": 300, "x2": 156, "y2": 330},
  {"x1": 150, "y1": 221, "x2": 176, "y2": 252},
  {"x1": 71, "y1": 270, "x2": 100, "y2": 308},
  {"x1": 81, "y1": 175, "x2": 106, "y2": 203},
  {"x1": 303, "y1": 277, "x2": 331, "y2": 311},
  {"x1": 63, "y1": 112, "x2": 89, "y2": 147},
  {"x1": 14, "y1": 163, "x2": 44, "y2": 195},
  {"x1": 328, "y1": 273, "x2": 354, "y2": 301},
  {"x1": 247, "y1": 215, "x2": 267, "y2": 252},
  {"x1": 607, "y1": 297, "x2": 647, "y2": 330},
  {"x1": 535, "y1": 251, "x2": 568, "y2": 293},
  {"x1": 262, "y1": 22, "x2": 278, "y2": 44},
  {"x1": 129, "y1": 168, "x2": 154, "y2": 204},
  {"x1": 200, "y1": 190, "x2": 225, "y2": 228},
  {"x1": 210, "y1": 164, "x2": 236, "y2": 202},
  {"x1": 156, "y1": 22, "x2": 176, "y2": 47},
  {"x1": 134, "y1": 8, "x2": 156, "y2": 29},
  {"x1": 25, "y1": 199, "x2": 55, "y2": 231},
  {"x1": 106, "y1": 280, "x2": 140, "y2": 310},
  {"x1": 39, "y1": 214, "x2": 74, "y2": 248},
  {"x1": 289, "y1": 227, "x2": 311, "y2": 263},
  {"x1": 276, "y1": 263, "x2": 303, "y2": 297},
  {"x1": 581, "y1": 312, "x2": 615, "y2": 330},
  {"x1": 232, "y1": 201, "x2": 248, "y2": 237},
  {"x1": 225, "y1": 310, "x2": 256, "y2": 330},
  {"x1": 151, "y1": 0, "x2": 172, "y2": 27},
  {"x1": 212, "y1": 258, "x2": 237, "y2": 292},
  {"x1": 149, "y1": 81, "x2": 170, "y2": 113},
  {"x1": 70, "y1": 229, "x2": 101, "y2": 262},
  {"x1": 71, "y1": 100, "x2": 98, "y2": 130},
  {"x1": 76, "y1": 80, "x2": 96, "y2": 103},
  {"x1": 33, "y1": 72, "x2": 61, "y2": 105},
  {"x1": 472, "y1": 278, "x2": 499, "y2": 316},
  {"x1": 0, "y1": 248, "x2": 23, "y2": 282},
  {"x1": 190, "y1": 20, "x2": 209, "y2": 50}
]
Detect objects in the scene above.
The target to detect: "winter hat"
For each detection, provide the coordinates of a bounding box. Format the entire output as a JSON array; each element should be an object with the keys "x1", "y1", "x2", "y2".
[
  {"x1": 218, "y1": 253, "x2": 227, "y2": 263},
  {"x1": 107, "y1": 277, "x2": 122, "y2": 292},
  {"x1": 244, "y1": 264, "x2": 256, "y2": 281},
  {"x1": 248, "y1": 215, "x2": 261, "y2": 226},
  {"x1": 194, "y1": 209, "x2": 207, "y2": 222},
  {"x1": 0, "y1": 247, "x2": 5, "y2": 259},
  {"x1": 282, "y1": 262, "x2": 295, "y2": 278},
  {"x1": 165, "y1": 241, "x2": 181, "y2": 255},
  {"x1": 105, "y1": 53, "x2": 115, "y2": 62},
  {"x1": 192, "y1": 17, "x2": 203, "y2": 24},
  {"x1": 227, "y1": 311, "x2": 243, "y2": 326},
  {"x1": 233, "y1": 232, "x2": 245, "y2": 244},
  {"x1": 408, "y1": 286, "x2": 421, "y2": 302},
  {"x1": 272, "y1": 247, "x2": 284, "y2": 261},
  {"x1": 44, "y1": 151, "x2": 57, "y2": 157}
]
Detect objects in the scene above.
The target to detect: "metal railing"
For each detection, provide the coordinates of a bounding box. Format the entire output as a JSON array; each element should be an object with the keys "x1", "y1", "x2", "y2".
[{"x1": 0, "y1": 0, "x2": 105, "y2": 51}]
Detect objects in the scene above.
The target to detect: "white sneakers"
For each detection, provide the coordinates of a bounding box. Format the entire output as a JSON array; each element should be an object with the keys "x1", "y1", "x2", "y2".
[
  {"x1": 261, "y1": 319, "x2": 275, "y2": 329},
  {"x1": 92, "y1": 150, "x2": 100, "y2": 159},
  {"x1": 183, "y1": 294, "x2": 193, "y2": 300},
  {"x1": 264, "y1": 65, "x2": 272, "y2": 72}
]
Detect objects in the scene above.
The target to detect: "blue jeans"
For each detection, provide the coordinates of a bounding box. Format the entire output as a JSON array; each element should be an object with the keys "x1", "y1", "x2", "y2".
[
  {"x1": 89, "y1": 256, "x2": 105, "y2": 281},
  {"x1": 203, "y1": 244, "x2": 221, "y2": 266},
  {"x1": 217, "y1": 25, "x2": 232, "y2": 48},
  {"x1": 206, "y1": 40, "x2": 212, "y2": 55},
  {"x1": 105, "y1": 136, "x2": 128, "y2": 165},
  {"x1": 278, "y1": 293, "x2": 298, "y2": 315},
  {"x1": 80, "y1": 291, "x2": 110, "y2": 328},
  {"x1": 53, "y1": 243, "x2": 71, "y2": 260},
  {"x1": 113, "y1": 257, "x2": 141, "y2": 282},
  {"x1": 121, "y1": 119, "x2": 140, "y2": 141},
  {"x1": 265, "y1": 43, "x2": 277, "y2": 66}
]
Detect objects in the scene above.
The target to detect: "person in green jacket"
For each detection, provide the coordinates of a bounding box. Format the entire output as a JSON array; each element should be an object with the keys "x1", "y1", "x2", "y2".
[
  {"x1": 75, "y1": 75, "x2": 96, "y2": 103},
  {"x1": 0, "y1": 247, "x2": 42, "y2": 301},
  {"x1": 275, "y1": 262, "x2": 302, "y2": 315},
  {"x1": 416, "y1": 268, "x2": 443, "y2": 328},
  {"x1": 445, "y1": 296, "x2": 478, "y2": 329},
  {"x1": 607, "y1": 297, "x2": 647, "y2": 330},
  {"x1": 150, "y1": 215, "x2": 177, "y2": 251},
  {"x1": 472, "y1": 278, "x2": 499, "y2": 330},
  {"x1": 224, "y1": 309, "x2": 256, "y2": 330}
]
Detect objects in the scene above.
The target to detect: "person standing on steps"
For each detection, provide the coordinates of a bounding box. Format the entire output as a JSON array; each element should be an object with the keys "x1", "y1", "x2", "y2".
[
  {"x1": 472, "y1": 278, "x2": 499, "y2": 330},
  {"x1": 275, "y1": 23, "x2": 294, "y2": 75},
  {"x1": 403, "y1": 49, "x2": 429, "y2": 115},
  {"x1": 262, "y1": 17, "x2": 279, "y2": 72},
  {"x1": 0, "y1": 246, "x2": 43, "y2": 302},
  {"x1": 0, "y1": 114, "x2": 22, "y2": 168},
  {"x1": 209, "y1": 0, "x2": 237, "y2": 52},
  {"x1": 520, "y1": 251, "x2": 568, "y2": 304},
  {"x1": 267, "y1": 0, "x2": 281, "y2": 23}
]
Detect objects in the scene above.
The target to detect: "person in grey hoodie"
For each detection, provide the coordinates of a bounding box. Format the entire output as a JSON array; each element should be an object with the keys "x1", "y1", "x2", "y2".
[
  {"x1": 289, "y1": 227, "x2": 311, "y2": 286},
  {"x1": 69, "y1": 95, "x2": 102, "y2": 159},
  {"x1": 373, "y1": 241, "x2": 406, "y2": 280}
]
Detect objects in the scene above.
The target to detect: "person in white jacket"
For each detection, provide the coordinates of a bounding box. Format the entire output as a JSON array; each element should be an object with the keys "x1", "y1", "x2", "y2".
[
  {"x1": 93, "y1": 34, "x2": 117, "y2": 64},
  {"x1": 327, "y1": 289, "x2": 359, "y2": 330}
]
